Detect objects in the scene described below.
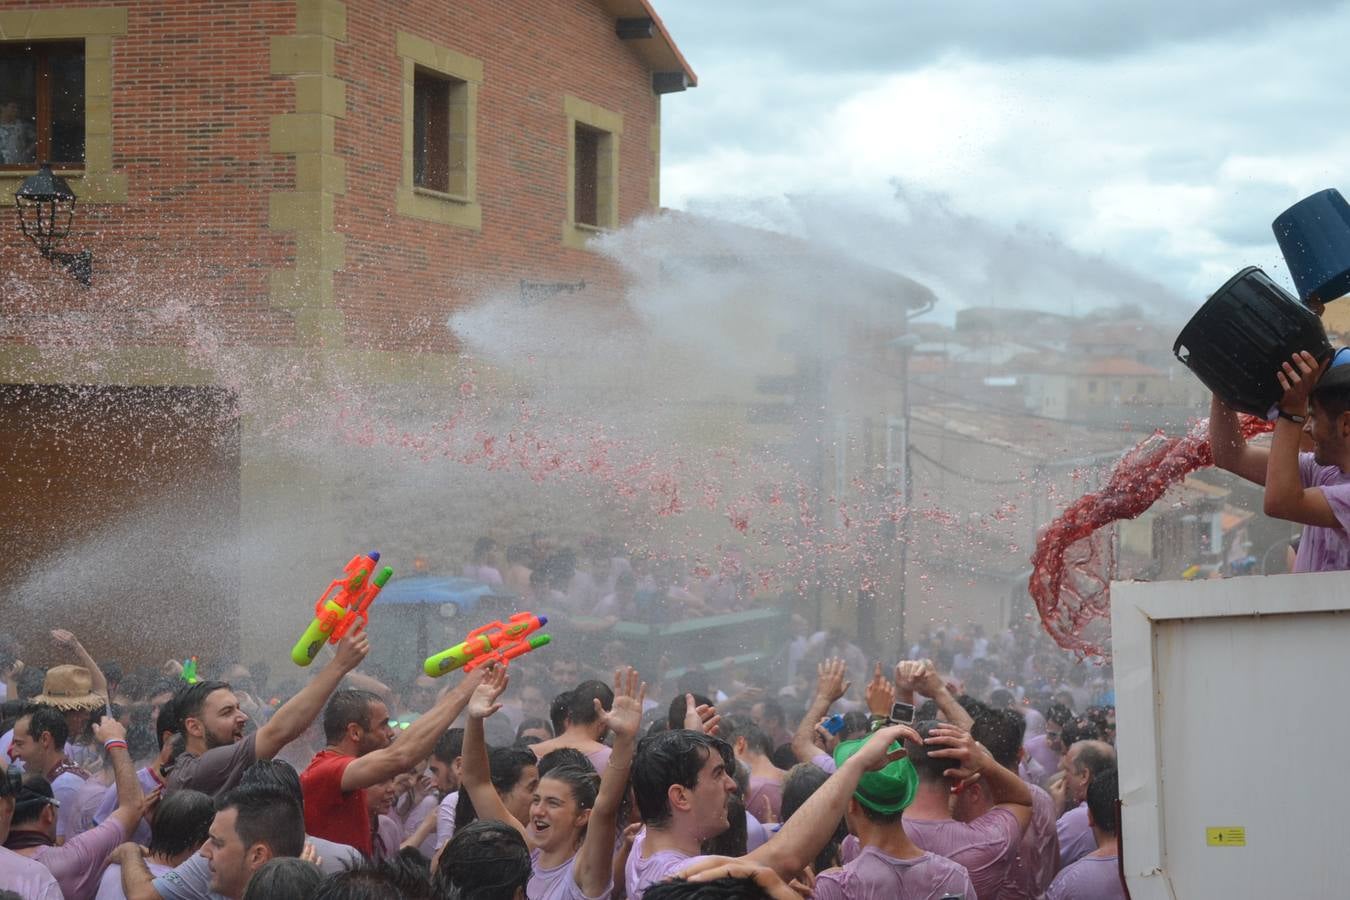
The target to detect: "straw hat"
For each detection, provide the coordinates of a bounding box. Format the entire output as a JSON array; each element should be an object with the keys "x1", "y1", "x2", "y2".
[{"x1": 31, "y1": 665, "x2": 105, "y2": 711}]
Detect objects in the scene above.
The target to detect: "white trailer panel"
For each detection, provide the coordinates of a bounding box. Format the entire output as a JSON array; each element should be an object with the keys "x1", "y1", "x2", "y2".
[{"x1": 1111, "y1": 572, "x2": 1350, "y2": 900}]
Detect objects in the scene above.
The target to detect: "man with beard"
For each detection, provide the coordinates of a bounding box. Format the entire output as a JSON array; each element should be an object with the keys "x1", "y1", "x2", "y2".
[
  {"x1": 166, "y1": 631, "x2": 369, "y2": 798},
  {"x1": 627, "y1": 722, "x2": 919, "y2": 900},
  {"x1": 300, "y1": 667, "x2": 486, "y2": 855}
]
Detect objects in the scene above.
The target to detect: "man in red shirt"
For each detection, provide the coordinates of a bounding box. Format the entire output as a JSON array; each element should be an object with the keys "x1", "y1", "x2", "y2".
[{"x1": 301, "y1": 668, "x2": 485, "y2": 854}]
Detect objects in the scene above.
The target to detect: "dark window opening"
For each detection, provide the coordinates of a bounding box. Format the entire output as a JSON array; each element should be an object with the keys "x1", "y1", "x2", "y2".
[
  {"x1": 0, "y1": 40, "x2": 85, "y2": 169},
  {"x1": 413, "y1": 69, "x2": 451, "y2": 193},
  {"x1": 574, "y1": 124, "x2": 601, "y2": 227}
]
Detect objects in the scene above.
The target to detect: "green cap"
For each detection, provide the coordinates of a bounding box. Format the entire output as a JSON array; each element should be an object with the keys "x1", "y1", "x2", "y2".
[{"x1": 832, "y1": 737, "x2": 917, "y2": 814}]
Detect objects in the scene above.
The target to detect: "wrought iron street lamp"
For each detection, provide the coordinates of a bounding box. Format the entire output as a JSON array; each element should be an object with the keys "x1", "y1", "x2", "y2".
[{"x1": 14, "y1": 162, "x2": 92, "y2": 285}]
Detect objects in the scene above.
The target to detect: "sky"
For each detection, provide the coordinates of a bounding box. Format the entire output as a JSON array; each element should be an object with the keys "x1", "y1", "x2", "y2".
[{"x1": 654, "y1": 0, "x2": 1350, "y2": 318}]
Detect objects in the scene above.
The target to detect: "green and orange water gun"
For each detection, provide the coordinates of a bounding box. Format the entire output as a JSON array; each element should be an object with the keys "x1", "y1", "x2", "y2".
[
  {"x1": 291, "y1": 551, "x2": 393, "y2": 666},
  {"x1": 423, "y1": 612, "x2": 551, "y2": 677}
]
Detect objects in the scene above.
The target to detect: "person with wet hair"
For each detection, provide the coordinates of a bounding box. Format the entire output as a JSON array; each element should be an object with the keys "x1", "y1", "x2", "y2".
[
  {"x1": 460, "y1": 665, "x2": 643, "y2": 899},
  {"x1": 812, "y1": 735, "x2": 973, "y2": 900},
  {"x1": 1053, "y1": 740, "x2": 1115, "y2": 869},
  {"x1": 166, "y1": 631, "x2": 370, "y2": 799},
  {"x1": 312, "y1": 854, "x2": 434, "y2": 899},
  {"x1": 431, "y1": 819, "x2": 533, "y2": 900},
  {"x1": 1024, "y1": 702, "x2": 1072, "y2": 785},
  {"x1": 778, "y1": 763, "x2": 843, "y2": 873},
  {"x1": 1046, "y1": 769, "x2": 1123, "y2": 900},
  {"x1": 530, "y1": 679, "x2": 615, "y2": 771},
  {"x1": 0, "y1": 759, "x2": 63, "y2": 899},
  {"x1": 6, "y1": 716, "x2": 146, "y2": 900},
  {"x1": 966, "y1": 709, "x2": 1059, "y2": 900},
  {"x1": 452, "y1": 746, "x2": 539, "y2": 833},
  {"x1": 8, "y1": 704, "x2": 88, "y2": 840},
  {"x1": 403, "y1": 728, "x2": 464, "y2": 858},
  {"x1": 112, "y1": 758, "x2": 362, "y2": 899},
  {"x1": 96, "y1": 789, "x2": 213, "y2": 899},
  {"x1": 899, "y1": 720, "x2": 1032, "y2": 900},
  {"x1": 303, "y1": 667, "x2": 486, "y2": 855},
  {"x1": 515, "y1": 717, "x2": 552, "y2": 747},
  {"x1": 1214, "y1": 352, "x2": 1350, "y2": 571},
  {"x1": 238, "y1": 857, "x2": 323, "y2": 900},
  {"x1": 644, "y1": 863, "x2": 803, "y2": 900},
  {"x1": 719, "y1": 717, "x2": 785, "y2": 823},
  {"x1": 629, "y1": 718, "x2": 920, "y2": 900}
]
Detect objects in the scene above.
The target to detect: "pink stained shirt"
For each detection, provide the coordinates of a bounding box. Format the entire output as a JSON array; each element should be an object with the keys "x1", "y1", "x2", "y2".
[
  {"x1": 1056, "y1": 803, "x2": 1095, "y2": 869},
  {"x1": 31, "y1": 817, "x2": 128, "y2": 900},
  {"x1": 905, "y1": 807, "x2": 1021, "y2": 900},
  {"x1": 1003, "y1": 783, "x2": 1060, "y2": 899},
  {"x1": 1046, "y1": 854, "x2": 1126, "y2": 900},
  {"x1": 814, "y1": 846, "x2": 974, "y2": 900},
  {"x1": 1292, "y1": 452, "x2": 1350, "y2": 572},
  {"x1": 624, "y1": 828, "x2": 716, "y2": 900},
  {"x1": 0, "y1": 845, "x2": 62, "y2": 899},
  {"x1": 529, "y1": 847, "x2": 611, "y2": 900}
]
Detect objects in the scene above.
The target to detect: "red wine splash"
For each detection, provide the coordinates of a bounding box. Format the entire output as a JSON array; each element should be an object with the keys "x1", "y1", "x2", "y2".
[{"x1": 1029, "y1": 414, "x2": 1274, "y2": 657}]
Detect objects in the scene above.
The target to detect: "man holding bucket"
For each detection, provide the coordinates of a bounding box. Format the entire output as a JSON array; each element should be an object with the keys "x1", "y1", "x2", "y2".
[{"x1": 1211, "y1": 352, "x2": 1350, "y2": 572}]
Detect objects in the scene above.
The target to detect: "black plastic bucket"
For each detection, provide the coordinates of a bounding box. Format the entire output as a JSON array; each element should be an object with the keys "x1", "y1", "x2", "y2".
[
  {"x1": 1272, "y1": 188, "x2": 1350, "y2": 306},
  {"x1": 1173, "y1": 266, "x2": 1331, "y2": 417}
]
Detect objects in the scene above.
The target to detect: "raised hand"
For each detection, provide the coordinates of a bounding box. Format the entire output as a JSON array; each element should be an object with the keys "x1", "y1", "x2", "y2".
[
  {"x1": 894, "y1": 660, "x2": 925, "y2": 694},
  {"x1": 923, "y1": 724, "x2": 993, "y2": 792},
  {"x1": 467, "y1": 665, "x2": 508, "y2": 720},
  {"x1": 815, "y1": 658, "x2": 850, "y2": 704},
  {"x1": 599, "y1": 666, "x2": 646, "y2": 742},
  {"x1": 92, "y1": 716, "x2": 127, "y2": 744},
  {"x1": 865, "y1": 662, "x2": 894, "y2": 716},
  {"x1": 848, "y1": 723, "x2": 920, "y2": 772},
  {"x1": 683, "y1": 693, "x2": 721, "y2": 735},
  {"x1": 333, "y1": 628, "x2": 371, "y2": 673}
]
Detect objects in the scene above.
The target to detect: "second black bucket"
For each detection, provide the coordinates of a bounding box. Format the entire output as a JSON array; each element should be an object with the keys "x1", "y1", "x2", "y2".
[{"x1": 1173, "y1": 266, "x2": 1331, "y2": 417}]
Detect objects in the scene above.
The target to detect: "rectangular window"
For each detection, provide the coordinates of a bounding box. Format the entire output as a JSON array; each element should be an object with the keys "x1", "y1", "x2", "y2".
[
  {"x1": 0, "y1": 41, "x2": 85, "y2": 169},
  {"x1": 413, "y1": 69, "x2": 449, "y2": 192},
  {"x1": 574, "y1": 124, "x2": 601, "y2": 227}
]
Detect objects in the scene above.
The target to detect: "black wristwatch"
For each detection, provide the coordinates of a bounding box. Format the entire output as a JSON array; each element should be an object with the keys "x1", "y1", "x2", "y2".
[{"x1": 1278, "y1": 408, "x2": 1308, "y2": 424}]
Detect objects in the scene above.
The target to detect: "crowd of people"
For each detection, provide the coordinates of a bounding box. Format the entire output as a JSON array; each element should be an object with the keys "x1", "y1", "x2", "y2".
[{"x1": 0, "y1": 584, "x2": 1125, "y2": 900}]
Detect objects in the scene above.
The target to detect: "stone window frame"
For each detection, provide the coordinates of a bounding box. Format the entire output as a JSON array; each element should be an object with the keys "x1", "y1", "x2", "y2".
[
  {"x1": 394, "y1": 31, "x2": 481, "y2": 231},
  {"x1": 0, "y1": 7, "x2": 127, "y2": 203},
  {"x1": 562, "y1": 94, "x2": 622, "y2": 251}
]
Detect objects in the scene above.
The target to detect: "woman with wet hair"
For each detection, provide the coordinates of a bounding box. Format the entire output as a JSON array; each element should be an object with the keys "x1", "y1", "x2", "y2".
[
  {"x1": 433, "y1": 819, "x2": 533, "y2": 900},
  {"x1": 239, "y1": 856, "x2": 323, "y2": 899},
  {"x1": 461, "y1": 665, "x2": 646, "y2": 900}
]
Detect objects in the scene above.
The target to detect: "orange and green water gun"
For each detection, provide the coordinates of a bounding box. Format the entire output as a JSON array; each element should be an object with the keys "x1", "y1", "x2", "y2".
[
  {"x1": 423, "y1": 612, "x2": 551, "y2": 677},
  {"x1": 291, "y1": 551, "x2": 393, "y2": 666}
]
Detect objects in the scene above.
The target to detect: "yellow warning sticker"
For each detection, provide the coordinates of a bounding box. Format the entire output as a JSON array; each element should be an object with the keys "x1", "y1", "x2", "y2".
[{"x1": 1206, "y1": 827, "x2": 1246, "y2": 847}]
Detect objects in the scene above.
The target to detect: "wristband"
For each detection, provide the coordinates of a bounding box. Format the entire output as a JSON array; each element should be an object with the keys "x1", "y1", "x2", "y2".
[
  {"x1": 1278, "y1": 408, "x2": 1308, "y2": 424},
  {"x1": 103, "y1": 739, "x2": 128, "y2": 752}
]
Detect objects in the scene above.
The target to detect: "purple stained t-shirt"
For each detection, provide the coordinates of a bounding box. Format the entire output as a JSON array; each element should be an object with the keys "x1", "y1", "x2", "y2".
[
  {"x1": 624, "y1": 828, "x2": 715, "y2": 900},
  {"x1": 1293, "y1": 453, "x2": 1350, "y2": 572},
  {"x1": 1046, "y1": 854, "x2": 1126, "y2": 900},
  {"x1": 814, "y1": 846, "x2": 974, "y2": 900},
  {"x1": 1056, "y1": 803, "x2": 1095, "y2": 869},
  {"x1": 1003, "y1": 783, "x2": 1059, "y2": 900},
  {"x1": 530, "y1": 847, "x2": 611, "y2": 900},
  {"x1": 32, "y1": 817, "x2": 127, "y2": 900},
  {"x1": 905, "y1": 807, "x2": 1021, "y2": 900}
]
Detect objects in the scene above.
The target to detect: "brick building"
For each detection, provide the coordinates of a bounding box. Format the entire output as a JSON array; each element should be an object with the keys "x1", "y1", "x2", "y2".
[{"x1": 0, "y1": 0, "x2": 695, "y2": 664}]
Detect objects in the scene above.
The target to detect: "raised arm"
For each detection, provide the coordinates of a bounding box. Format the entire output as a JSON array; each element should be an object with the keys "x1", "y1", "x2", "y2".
[
  {"x1": 1210, "y1": 393, "x2": 1268, "y2": 485},
  {"x1": 341, "y1": 667, "x2": 486, "y2": 793},
  {"x1": 255, "y1": 630, "x2": 370, "y2": 760},
  {"x1": 110, "y1": 843, "x2": 165, "y2": 900},
  {"x1": 574, "y1": 667, "x2": 645, "y2": 897},
  {"x1": 926, "y1": 724, "x2": 1032, "y2": 831},
  {"x1": 898, "y1": 661, "x2": 973, "y2": 732},
  {"x1": 51, "y1": 629, "x2": 108, "y2": 698},
  {"x1": 459, "y1": 666, "x2": 526, "y2": 837},
  {"x1": 94, "y1": 718, "x2": 149, "y2": 835},
  {"x1": 791, "y1": 659, "x2": 849, "y2": 764},
  {"x1": 1265, "y1": 352, "x2": 1339, "y2": 527},
  {"x1": 745, "y1": 723, "x2": 917, "y2": 879}
]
